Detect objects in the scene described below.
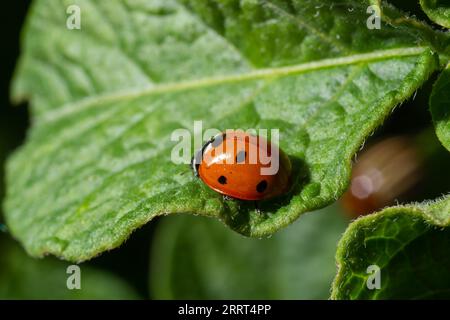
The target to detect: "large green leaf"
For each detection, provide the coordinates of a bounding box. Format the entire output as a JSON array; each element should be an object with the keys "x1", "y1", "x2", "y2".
[
  {"x1": 0, "y1": 235, "x2": 139, "y2": 299},
  {"x1": 420, "y1": 0, "x2": 450, "y2": 29},
  {"x1": 431, "y1": 63, "x2": 450, "y2": 150},
  {"x1": 332, "y1": 195, "x2": 450, "y2": 299},
  {"x1": 150, "y1": 204, "x2": 348, "y2": 299},
  {"x1": 6, "y1": 0, "x2": 442, "y2": 261}
]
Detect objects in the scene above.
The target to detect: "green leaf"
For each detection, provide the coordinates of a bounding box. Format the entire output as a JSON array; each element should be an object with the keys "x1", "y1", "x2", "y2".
[
  {"x1": 0, "y1": 235, "x2": 139, "y2": 299},
  {"x1": 420, "y1": 0, "x2": 450, "y2": 29},
  {"x1": 332, "y1": 195, "x2": 450, "y2": 299},
  {"x1": 7, "y1": 0, "x2": 440, "y2": 261},
  {"x1": 150, "y1": 204, "x2": 348, "y2": 299},
  {"x1": 431, "y1": 63, "x2": 450, "y2": 151}
]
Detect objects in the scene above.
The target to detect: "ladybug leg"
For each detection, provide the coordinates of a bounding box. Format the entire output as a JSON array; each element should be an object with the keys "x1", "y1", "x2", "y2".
[
  {"x1": 190, "y1": 161, "x2": 198, "y2": 177},
  {"x1": 254, "y1": 201, "x2": 261, "y2": 214},
  {"x1": 222, "y1": 195, "x2": 233, "y2": 201}
]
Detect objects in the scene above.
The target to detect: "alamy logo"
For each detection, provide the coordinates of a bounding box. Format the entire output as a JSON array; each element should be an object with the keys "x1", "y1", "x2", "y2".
[
  {"x1": 171, "y1": 121, "x2": 281, "y2": 175},
  {"x1": 366, "y1": 264, "x2": 381, "y2": 290},
  {"x1": 66, "y1": 265, "x2": 81, "y2": 290},
  {"x1": 66, "y1": 5, "x2": 81, "y2": 30},
  {"x1": 366, "y1": 5, "x2": 381, "y2": 30}
]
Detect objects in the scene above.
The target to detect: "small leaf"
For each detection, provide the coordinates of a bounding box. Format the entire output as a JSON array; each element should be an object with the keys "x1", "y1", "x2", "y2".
[
  {"x1": 0, "y1": 235, "x2": 139, "y2": 299},
  {"x1": 420, "y1": 0, "x2": 450, "y2": 29},
  {"x1": 150, "y1": 204, "x2": 348, "y2": 299},
  {"x1": 431, "y1": 63, "x2": 450, "y2": 151},
  {"x1": 6, "y1": 0, "x2": 441, "y2": 261},
  {"x1": 332, "y1": 195, "x2": 450, "y2": 299}
]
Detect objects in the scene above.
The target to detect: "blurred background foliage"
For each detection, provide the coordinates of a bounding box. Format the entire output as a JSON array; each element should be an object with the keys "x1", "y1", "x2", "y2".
[
  {"x1": 0, "y1": 0, "x2": 449, "y2": 299},
  {"x1": 150, "y1": 205, "x2": 348, "y2": 299},
  {"x1": 0, "y1": 235, "x2": 139, "y2": 299}
]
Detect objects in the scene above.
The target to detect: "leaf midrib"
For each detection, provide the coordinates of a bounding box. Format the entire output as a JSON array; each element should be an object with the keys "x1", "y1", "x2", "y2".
[{"x1": 40, "y1": 46, "x2": 428, "y2": 124}]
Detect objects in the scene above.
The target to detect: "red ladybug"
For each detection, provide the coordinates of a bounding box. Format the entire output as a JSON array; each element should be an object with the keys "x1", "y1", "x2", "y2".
[{"x1": 192, "y1": 130, "x2": 292, "y2": 200}]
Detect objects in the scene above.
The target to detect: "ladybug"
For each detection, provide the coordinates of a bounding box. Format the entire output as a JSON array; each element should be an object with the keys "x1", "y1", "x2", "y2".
[{"x1": 192, "y1": 130, "x2": 292, "y2": 200}]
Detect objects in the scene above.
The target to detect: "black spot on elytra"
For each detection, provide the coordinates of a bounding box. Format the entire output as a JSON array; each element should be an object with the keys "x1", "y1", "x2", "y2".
[
  {"x1": 218, "y1": 175, "x2": 227, "y2": 184},
  {"x1": 236, "y1": 150, "x2": 246, "y2": 163},
  {"x1": 256, "y1": 180, "x2": 267, "y2": 193}
]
